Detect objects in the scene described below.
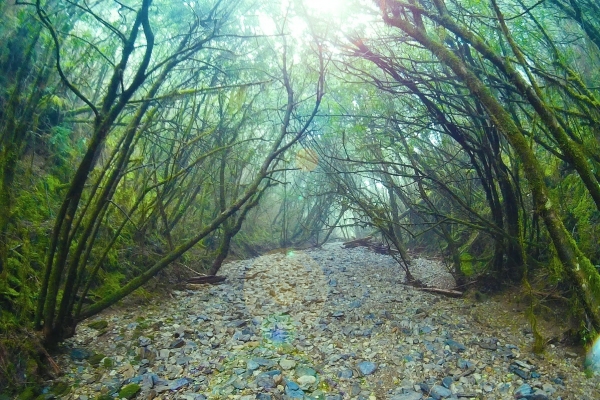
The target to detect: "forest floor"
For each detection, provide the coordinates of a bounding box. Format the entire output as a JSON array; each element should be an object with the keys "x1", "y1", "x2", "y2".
[{"x1": 48, "y1": 242, "x2": 600, "y2": 399}]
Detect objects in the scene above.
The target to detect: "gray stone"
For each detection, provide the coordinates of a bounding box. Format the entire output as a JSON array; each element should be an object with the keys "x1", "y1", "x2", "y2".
[
  {"x1": 444, "y1": 339, "x2": 466, "y2": 352},
  {"x1": 232, "y1": 378, "x2": 245, "y2": 390},
  {"x1": 295, "y1": 365, "x2": 317, "y2": 377},
  {"x1": 255, "y1": 374, "x2": 276, "y2": 389},
  {"x1": 285, "y1": 380, "x2": 304, "y2": 398},
  {"x1": 280, "y1": 359, "x2": 296, "y2": 370},
  {"x1": 441, "y1": 376, "x2": 453, "y2": 389},
  {"x1": 337, "y1": 369, "x2": 353, "y2": 379},
  {"x1": 169, "y1": 338, "x2": 185, "y2": 348},
  {"x1": 430, "y1": 384, "x2": 452, "y2": 399},
  {"x1": 297, "y1": 375, "x2": 316, "y2": 389},
  {"x1": 357, "y1": 361, "x2": 377, "y2": 375},
  {"x1": 390, "y1": 391, "x2": 423, "y2": 400}
]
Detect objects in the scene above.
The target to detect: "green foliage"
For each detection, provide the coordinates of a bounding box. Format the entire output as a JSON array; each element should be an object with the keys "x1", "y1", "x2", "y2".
[
  {"x1": 91, "y1": 270, "x2": 125, "y2": 301},
  {"x1": 554, "y1": 173, "x2": 600, "y2": 264}
]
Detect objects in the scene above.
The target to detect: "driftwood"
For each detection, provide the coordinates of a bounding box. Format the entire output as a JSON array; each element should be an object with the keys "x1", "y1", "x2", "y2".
[
  {"x1": 186, "y1": 275, "x2": 227, "y2": 285},
  {"x1": 418, "y1": 287, "x2": 463, "y2": 297},
  {"x1": 343, "y1": 236, "x2": 374, "y2": 248},
  {"x1": 342, "y1": 236, "x2": 398, "y2": 255}
]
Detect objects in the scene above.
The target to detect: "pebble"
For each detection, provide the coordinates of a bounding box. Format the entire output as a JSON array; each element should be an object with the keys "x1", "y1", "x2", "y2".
[{"x1": 50, "y1": 243, "x2": 598, "y2": 400}]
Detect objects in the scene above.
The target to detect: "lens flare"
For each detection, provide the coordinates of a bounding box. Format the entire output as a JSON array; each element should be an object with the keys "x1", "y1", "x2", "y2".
[{"x1": 585, "y1": 336, "x2": 600, "y2": 373}]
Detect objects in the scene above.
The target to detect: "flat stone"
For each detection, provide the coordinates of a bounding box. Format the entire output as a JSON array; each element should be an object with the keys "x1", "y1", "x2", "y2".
[
  {"x1": 70, "y1": 348, "x2": 92, "y2": 361},
  {"x1": 169, "y1": 338, "x2": 185, "y2": 348},
  {"x1": 295, "y1": 365, "x2": 317, "y2": 377},
  {"x1": 444, "y1": 339, "x2": 466, "y2": 352},
  {"x1": 390, "y1": 392, "x2": 422, "y2": 400},
  {"x1": 337, "y1": 369, "x2": 353, "y2": 379},
  {"x1": 441, "y1": 376, "x2": 453, "y2": 388},
  {"x1": 357, "y1": 361, "x2": 377, "y2": 375},
  {"x1": 247, "y1": 359, "x2": 260, "y2": 371},
  {"x1": 255, "y1": 374, "x2": 276, "y2": 389},
  {"x1": 297, "y1": 375, "x2": 316, "y2": 389},
  {"x1": 280, "y1": 359, "x2": 296, "y2": 370},
  {"x1": 430, "y1": 384, "x2": 452, "y2": 399},
  {"x1": 252, "y1": 357, "x2": 276, "y2": 368},
  {"x1": 514, "y1": 383, "x2": 533, "y2": 397},
  {"x1": 285, "y1": 380, "x2": 304, "y2": 398},
  {"x1": 168, "y1": 377, "x2": 190, "y2": 390}
]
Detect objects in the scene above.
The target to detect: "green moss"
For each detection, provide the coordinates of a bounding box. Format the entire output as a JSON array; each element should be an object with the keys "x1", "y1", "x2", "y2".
[
  {"x1": 88, "y1": 353, "x2": 105, "y2": 367},
  {"x1": 17, "y1": 387, "x2": 37, "y2": 400},
  {"x1": 460, "y1": 253, "x2": 474, "y2": 276},
  {"x1": 87, "y1": 320, "x2": 108, "y2": 330},
  {"x1": 118, "y1": 383, "x2": 140, "y2": 399},
  {"x1": 102, "y1": 357, "x2": 115, "y2": 368},
  {"x1": 50, "y1": 381, "x2": 71, "y2": 396},
  {"x1": 95, "y1": 395, "x2": 113, "y2": 400}
]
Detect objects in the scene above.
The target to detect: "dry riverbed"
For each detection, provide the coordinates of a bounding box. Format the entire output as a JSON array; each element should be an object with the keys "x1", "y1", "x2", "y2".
[{"x1": 48, "y1": 242, "x2": 600, "y2": 399}]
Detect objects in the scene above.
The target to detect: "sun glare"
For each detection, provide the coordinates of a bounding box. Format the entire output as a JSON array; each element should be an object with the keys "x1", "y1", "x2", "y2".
[
  {"x1": 302, "y1": 0, "x2": 346, "y2": 16},
  {"x1": 253, "y1": 0, "x2": 376, "y2": 58}
]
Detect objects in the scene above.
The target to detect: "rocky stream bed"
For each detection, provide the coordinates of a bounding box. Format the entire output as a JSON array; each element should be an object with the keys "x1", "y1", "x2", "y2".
[{"x1": 47, "y1": 242, "x2": 600, "y2": 399}]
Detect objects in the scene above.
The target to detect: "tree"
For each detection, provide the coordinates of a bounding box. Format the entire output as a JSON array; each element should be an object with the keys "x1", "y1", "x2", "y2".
[{"x1": 355, "y1": 0, "x2": 600, "y2": 327}]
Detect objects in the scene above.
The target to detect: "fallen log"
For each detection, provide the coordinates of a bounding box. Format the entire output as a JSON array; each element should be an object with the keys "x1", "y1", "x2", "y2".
[
  {"x1": 187, "y1": 275, "x2": 227, "y2": 285},
  {"x1": 343, "y1": 236, "x2": 399, "y2": 255},
  {"x1": 342, "y1": 236, "x2": 373, "y2": 248},
  {"x1": 418, "y1": 287, "x2": 463, "y2": 297}
]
